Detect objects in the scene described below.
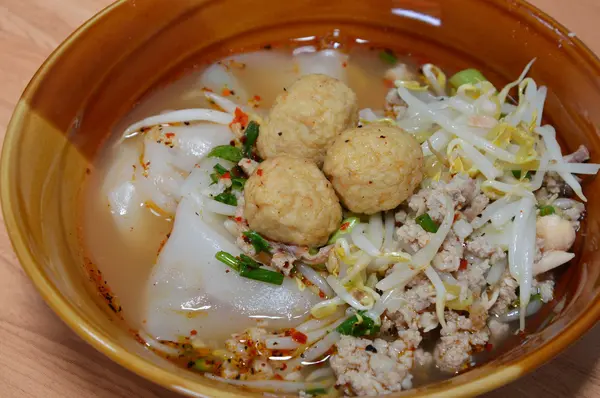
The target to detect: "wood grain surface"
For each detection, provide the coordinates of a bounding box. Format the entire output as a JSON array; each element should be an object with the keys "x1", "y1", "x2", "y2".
[{"x1": 0, "y1": 1, "x2": 599, "y2": 397}]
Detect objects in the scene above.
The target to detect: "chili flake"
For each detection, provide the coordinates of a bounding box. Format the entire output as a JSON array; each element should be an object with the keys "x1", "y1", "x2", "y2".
[
  {"x1": 291, "y1": 330, "x2": 308, "y2": 344},
  {"x1": 459, "y1": 259, "x2": 468, "y2": 271},
  {"x1": 257, "y1": 168, "x2": 263, "y2": 176}
]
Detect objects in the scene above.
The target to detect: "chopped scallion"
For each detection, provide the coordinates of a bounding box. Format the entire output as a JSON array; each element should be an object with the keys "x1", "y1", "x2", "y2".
[
  {"x1": 239, "y1": 254, "x2": 262, "y2": 270},
  {"x1": 190, "y1": 358, "x2": 216, "y2": 372},
  {"x1": 449, "y1": 68, "x2": 487, "y2": 89},
  {"x1": 379, "y1": 49, "x2": 397, "y2": 65},
  {"x1": 304, "y1": 388, "x2": 327, "y2": 396},
  {"x1": 243, "y1": 230, "x2": 272, "y2": 254},
  {"x1": 512, "y1": 169, "x2": 532, "y2": 180},
  {"x1": 213, "y1": 163, "x2": 228, "y2": 175},
  {"x1": 215, "y1": 251, "x2": 240, "y2": 271},
  {"x1": 213, "y1": 192, "x2": 237, "y2": 206},
  {"x1": 231, "y1": 176, "x2": 247, "y2": 190},
  {"x1": 539, "y1": 205, "x2": 556, "y2": 216},
  {"x1": 337, "y1": 311, "x2": 380, "y2": 337},
  {"x1": 239, "y1": 267, "x2": 284, "y2": 285},
  {"x1": 415, "y1": 213, "x2": 439, "y2": 233},
  {"x1": 207, "y1": 145, "x2": 243, "y2": 163},
  {"x1": 244, "y1": 121, "x2": 260, "y2": 157}
]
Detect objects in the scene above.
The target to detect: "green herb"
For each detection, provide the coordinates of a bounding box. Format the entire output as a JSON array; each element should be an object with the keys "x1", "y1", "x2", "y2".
[
  {"x1": 328, "y1": 217, "x2": 360, "y2": 244},
  {"x1": 209, "y1": 173, "x2": 219, "y2": 184},
  {"x1": 213, "y1": 192, "x2": 237, "y2": 206},
  {"x1": 539, "y1": 205, "x2": 555, "y2": 216},
  {"x1": 207, "y1": 145, "x2": 243, "y2": 163},
  {"x1": 215, "y1": 251, "x2": 240, "y2": 271},
  {"x1": 239, "y1": 267, "x2": 284, "y2": 285},
  {"x1": 336, "y1": 311, "x2": 381, "y2": 337},
  {"x1": 190, "y1": 358, "x2": 216, "y2": 372},
  {"x1": 239, "y1": 253, "x2": 262, "y2": 270},
  {"x1": 304, "y1": 388, "x2": 327, "y2": 396},
  {"x1": 243, "y1": 121, "x2": 260, "y2": 157},
  {"x1": 449, "y1": 68, "x2": 487, "y2": 89},
  {"x1": 379, "y1": 49, "x2": 397, "y2": 65},
  {"x1": 512, "y1": 170, "x2": 532, "y2": 180},
  {"x1": 231, "y1": 176, "x2": 247, "y2": 190},
  {"x1": 243, "y1": 230, "x2": 272, "y2": 254},
  {"x1": 415, "y1": 213, "x2": 439, "y2": 233}
]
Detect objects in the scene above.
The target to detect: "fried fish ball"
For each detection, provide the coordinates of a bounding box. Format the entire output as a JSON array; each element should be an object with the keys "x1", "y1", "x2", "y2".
[
  {"x1": 244, "y1": 156, "x2": 342, "y2": 246},
  {"x1": 257, "y1": 74, "x2": 359, "y2": 166},
  {"x1": 323, "y1": 124, "x2": 423, "y2": 214}
]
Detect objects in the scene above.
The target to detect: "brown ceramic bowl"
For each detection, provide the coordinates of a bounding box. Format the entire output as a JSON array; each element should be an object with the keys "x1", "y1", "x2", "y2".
[{"x1": 2, "y1": 0, "x2": 600, "y2": 396}]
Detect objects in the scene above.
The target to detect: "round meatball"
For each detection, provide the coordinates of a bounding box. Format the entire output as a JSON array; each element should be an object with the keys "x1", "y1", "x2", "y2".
[
  {"x1": 244, "y1": 156, "x2": 342, "y2": 246},
  {"x1": 323, "y1": 124, "x2": 423, "y2": 214},
  {"x1": 257, "y1": 74, "x2": 359, "y2": 166}
]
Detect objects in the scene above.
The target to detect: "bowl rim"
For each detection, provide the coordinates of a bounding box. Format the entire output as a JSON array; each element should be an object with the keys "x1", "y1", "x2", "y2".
[{"x1": 2, "y1": 0, "x2": 600, "y2": 396}]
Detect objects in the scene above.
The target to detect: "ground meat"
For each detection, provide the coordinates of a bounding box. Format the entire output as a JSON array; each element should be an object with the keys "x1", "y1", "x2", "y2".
[
  {"x1": 456, "y1": 259, "x2": 491, "y2": 297},
  {"x1": 236, "y1": 235, "x2": 257, "y2": 256},
  {"x1": 396, "y1": 219, "x2": 432, "y2": 252},
  {"x1": 270, "y1": 251, "x2": 296, "y2": 276},
  {"x1": 465, "y1": 236, "x2": 506, "y2": 265},
  {"x1": 463, "y1": 193, "x2": 489, "y2": 221},
  {"x1": 432, "y1": 232, "x2": 464, "y2": 272},
  {"x1": 386, "y1": 277, "x2": 437, "y2": 331},
  {"x1": 408, "y1": 174, "x2": 476, "y2": 222},
  {"x1": 489, "y1": 271, "x2": 519, "y2": 316},
  {"x1": 414, "y1": 348, "x2": 434, "y2": 368},
  {"x1": 434, "y1": 311, "x2": 490, "y2": 373},
  {"x1": 330, "y1": 336, "x2": 416, "y2": 396},
  {"x1": 534, "y1": 279, "x2": 555, "y2": 303}
]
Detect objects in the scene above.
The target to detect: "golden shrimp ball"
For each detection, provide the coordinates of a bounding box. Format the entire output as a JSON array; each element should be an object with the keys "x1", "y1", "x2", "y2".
[{"x1": 323, "y1": 124, "x2": 424, "y2": 214}]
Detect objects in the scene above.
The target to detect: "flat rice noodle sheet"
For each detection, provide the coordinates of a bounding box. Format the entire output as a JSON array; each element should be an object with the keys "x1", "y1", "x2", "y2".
[{"x1": 143, "y1": 161, "x2": 320, "y2": 342}]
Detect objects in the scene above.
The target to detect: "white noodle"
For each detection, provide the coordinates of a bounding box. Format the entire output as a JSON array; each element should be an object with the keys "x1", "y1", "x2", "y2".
[
  {"x1": 310, "y1": 297, "x2": 346, "y2": 318},
  {"x1": 204, "y1": 199, "x2": 237, "y2": 216},
  {"x1": 306, "y1": 368, "x2": 334, "y2": 382},
  {"x1": 137, "y1": 330, "x2": 181, "y2": 356},
  {"x1": 448, "y1": 138, "x2": 500, "y2": 180},
  {"x1": 351, "y1": 224, "x2": 380, "y2": 256},
  {"x1": 326, "y1": 276, "x2": 371, "y2": 310},
  {"x1": 472, "y1": 196, "x2": 514, "y2": 229},
  {"x1": 203, "y1": 91, "x2": 238, "y2": 114},
  {"x1": 122, "y1": 109, "x2": 233, "y2": 139},
  {"x1": 297, "y1": 310, "x2": 345, "y2": 333},
  {"x1": 297, "y1": 263, "x2": 334, "y2": 298},
  {"x1": 398, "y1": 87, "x2": 519, "y2": 163},
  {"x1": 367, "y1": 213, "x2": 385, "y2": 251},
  {"x1": 423, "y1": 266, "x2": 447, "y2": 328},
  {"x1": 375, "y1": 263, "x2": 420, "y2": 292},
  {"x1": 383, "y1": 212, "x2": 397, "y2": 251}
]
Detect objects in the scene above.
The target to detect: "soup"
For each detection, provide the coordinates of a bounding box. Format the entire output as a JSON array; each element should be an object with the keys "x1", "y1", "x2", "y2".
[{"x1": 81, "y1": 36, "x2": 598, "y2": 396}]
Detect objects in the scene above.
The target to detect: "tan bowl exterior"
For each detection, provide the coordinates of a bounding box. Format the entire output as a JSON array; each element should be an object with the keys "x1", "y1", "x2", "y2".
[{"x1": 2, "y1": 0, "x2": 600, "y2": 396}]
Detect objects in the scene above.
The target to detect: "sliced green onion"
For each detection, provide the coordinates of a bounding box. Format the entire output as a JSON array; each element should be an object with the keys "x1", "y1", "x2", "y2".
[
  {"x1": 213, "y1": 163, "x2": 228, "y2": 175},
  {"x1": 209, "y1": 173, "x2": 219, "y2": 184},
  {"x1": 379, "y1": 49, "x2": 397, "y2": 65},
  {"x1": 213, "y1": 192, "x2": 237, "y2": 206},
  {"x1": 328, "y1": 217, "x2": 360, "y2": 244},
  {"x1": 239, "y1": 267, "x2": 284, "y2": 285},
  {"x1": 243, "y1": 121, "x2": 260, "y2": 157},
  {"x1": 449, "y1": 68, "x2": 487, "y2": 89},
  {"x1": 415, "y1": 213, "x2": 439, "y2": 233},
  {"x1": 512, "y1": 170, "x2": 532, "y2": 180},
  {"x1": 207, "y1": 145, "x2": 243, "y2": 163},
  {"x1": 242, "y1": 230, "x2": 272, "y2": 254},
  {"x1": 239, "y1": 254, "x2": 261, "y2": 270},
  {"x1": 336, "y1": 311, "x2": 380, "y2": 337},
  {"x1": 215, "y1": 251, "x2": 240, "y2": 271},
  {"x1": 231, "y1": 176, "x2": 247, "y2": 190},
  {"x1": 539, "y1": 205, "x2": 556, "y2": 216}
]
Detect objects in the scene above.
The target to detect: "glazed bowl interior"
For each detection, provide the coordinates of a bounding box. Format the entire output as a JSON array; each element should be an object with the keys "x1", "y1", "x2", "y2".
[{"x1": 3, "y1": 0, "x2": 600, "y2": 396}]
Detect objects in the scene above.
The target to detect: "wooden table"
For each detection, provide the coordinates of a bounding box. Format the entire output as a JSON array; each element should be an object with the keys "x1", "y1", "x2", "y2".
[{"x1": 1, "y1": 1, "x2": 599, "y2": 397}]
